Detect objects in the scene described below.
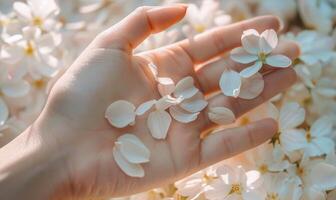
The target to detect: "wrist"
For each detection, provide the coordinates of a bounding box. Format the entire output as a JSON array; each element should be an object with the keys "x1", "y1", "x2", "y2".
[{"x1": 0, "y1": 125, "x2": 70, "y2": 200}]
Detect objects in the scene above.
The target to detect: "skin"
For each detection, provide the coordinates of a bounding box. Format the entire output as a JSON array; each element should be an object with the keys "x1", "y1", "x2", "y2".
[{"x1": 0, "y1": 5, "x2": 300, "y2": 200}]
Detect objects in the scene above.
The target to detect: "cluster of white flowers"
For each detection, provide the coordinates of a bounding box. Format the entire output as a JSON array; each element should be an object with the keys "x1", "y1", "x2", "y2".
[{"x1": 1, "y1": 0, "x2": 336, "y2": 199}]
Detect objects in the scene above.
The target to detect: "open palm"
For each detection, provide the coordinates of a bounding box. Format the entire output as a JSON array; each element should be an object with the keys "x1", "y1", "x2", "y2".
[{"x1": 37, "y1": 5, "x2": 300, "y2": 199}]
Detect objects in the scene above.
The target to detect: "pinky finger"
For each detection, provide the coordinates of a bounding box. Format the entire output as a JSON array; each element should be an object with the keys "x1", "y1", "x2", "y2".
[{"x1": 199, "y1": 118, "x2": 278, "y2": 168}]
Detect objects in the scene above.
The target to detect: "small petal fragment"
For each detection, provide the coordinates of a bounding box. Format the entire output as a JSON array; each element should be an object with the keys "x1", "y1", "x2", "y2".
[
  {"x1": 113, "y1": 146, "x2": 145, "y2": 178},
  {"x1": 174, "y1": 76, "x2": 199, "y2": 99},
  {"x1": 239, "y1": 73, "x2": 265, "y2": 100},
  {"x1": 169, "y1": 106, "x2": 199, "y2": 123},
  {"x1": 157, "y1": 77, "x2": 175, "y2": 96},
  {"x1": 239, "y1": 61, "x2": 263, "y2": 78},
  {"x1": 105, "y1": 100, "x2": 136, "y2": 128},
  {"x1": 208, "y1": 107, "x2": 236, "y2": 125},
  {"x1": 219, "y1": 70, "x2": 242, "y2": 98},
  {"x1": 117, "y1": 134, "x2": 150, "y2": 164},
  {"x1": 266, "y1": 55, "x2": 292, "y2": 68},
  {"x1": 147, "y1": 110, "x2": 172, "y2": 140},
  {"x1": 136, "y1": 100, "x2": 156, "y2": 116}
]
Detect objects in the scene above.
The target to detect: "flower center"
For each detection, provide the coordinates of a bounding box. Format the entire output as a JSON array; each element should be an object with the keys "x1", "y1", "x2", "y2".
[
  {"x1": 194, "y1": 24, "x2": 206, "y2": 33},
  {"x1": 32, "y1": 16, "x2": 43, "y2": 27},
  {"x1": 258, "y1": 52, "x2": 267, "y2": 63},
  {"x1": 258, "y1": 164, "x2": 269, "y2": 174},
  {"x1": 270, "y1": 132, "x2": 281, "y2": 146},
  {"x1": 33, "y1": 79, "x2": 46, "y2": 89},
  {"x1": 240, "y1": 117, "x2": 250, "y2": 126},
  {"x1": 306, "y1": 131, "x2": 314, "y2": 143},
  {"x1": 25, "y1": 41, "x2": 35, "y2": 56},
  {"x1": 229, "y1": 184, "x2": 242, "y2": 195},
  {"x1": 266, "y1": 192, "x2": 279, "y2": 200},
  {"x1": 296, "y1": 166, "x2": 304, "y2": 176}
]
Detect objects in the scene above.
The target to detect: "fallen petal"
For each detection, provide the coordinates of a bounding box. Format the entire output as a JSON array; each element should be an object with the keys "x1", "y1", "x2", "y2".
[
  {"x1": 155, "y1": 95, "x2": 183, "y2": 111},
  {"x1": 157, "y1": 77, "x2": 175, "y2": 96},
  {"x1": 174, "y1": 76, "x2": 199, "y2": 99},
  {"x1": 208, "y1": 107, "x2": 236, "y2": 125},
  {"x1": 180, "y1": 92, "x2": 208, "y2": 113},
  {"x1": 239, "y1": 73, "x2": 265, "y2": 100},
  {"x1": 219, "y1": 70, "x2": 242, "y2": 98},
  {"x1": 113, "y1": 147, "x2": 145, "y2": 178},
  {"x1": 169, "y1": 106, "x2": 199, "y2": 123},
  {"x1": 105, "y1": 100, "x2": 136, "y2": 128},
  {"x1": 147, "y1": 110, "x2": 172, "y2": 139},
  {"x1": 117, "y1": 134, "x2": 150, "y2": 164},
  {"x1": 136, "y1": 100, "x2": 156, "y2": 116}
]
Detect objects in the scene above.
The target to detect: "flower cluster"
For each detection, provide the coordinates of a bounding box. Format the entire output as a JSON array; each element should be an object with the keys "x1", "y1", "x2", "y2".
[{"x1": 1, "y1": 0, "x2": 336, "y2": 199}]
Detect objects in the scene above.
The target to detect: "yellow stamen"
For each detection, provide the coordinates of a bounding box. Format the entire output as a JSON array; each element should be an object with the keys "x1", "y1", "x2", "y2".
[
  {"x1": 266, "y1": 192, "x2": 280, "y2": 200},
  {"x1": 240, "y1": 117, "x2": 250, "y2": 126},
  {"x1": 32, "y1": 16, "x2": 43, "y2": 27},
  {"x1": 25, "y1": 41, "x2": 35, "y2": 56},
  {"x1": 259, "y1": 52, "x2": 267, "y2": 63},
  {"x1": 194, "y1": 24, "x2": 206, "y2": 33},
  {"x1": 229, "y1": 184, "x2": 242, "y2": 195},
  {"x1": 259, "y1": 164, "x2": 269, "y2": 174},
  {"x1": 33, "y1": 79, "x2": 46, "y2": 89}
]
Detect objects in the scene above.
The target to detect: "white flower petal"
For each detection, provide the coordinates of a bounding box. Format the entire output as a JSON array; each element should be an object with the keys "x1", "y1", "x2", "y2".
[
  {"x1": 113, "y1": 147, "x2": 145, "y2": 178},
  {"x1": 280, "y1": 129, "x2": 307, "y2": 152},
  {"x1": 311, "y1": 162, "x2": 336, "y2": 191},
  {"x1": 266, "y1": 55, "x2": 292, "y2": 68},
  {"x1": 241, "y1": 30, "x2": 260, "y2": 54},
  {"x1": 261, "y1": 29, "x2": 278, "y2": 49},
  {"x1": 230, "y1": 47, "x2": 258, "y2": 64},
  {"x1": 13, "y1": 2, "x2": 32, "y2": 19},
  {"x1": 0, "y1": 98, "x2": 9, "y2": 126},
  {"x1": 0, "y1": 45, "x2": 24, "y2": 64},
  {"x1": 155, "y1": 95, "x2": 182, "y2": 111},
  {"x1": 219, "y1": 70, "x2": 242, "y2": 98},
  {"x1": 239, "y1": 73, "x2": 264, "y2": 100},
  {"x1": 208, "y1": 107, "x2": 236, "y2": 125},
  {"x1": 311, "y1": 117, "x2": 333, "y2": 137},
  {"x1": 147, "y1": 110, "x2": 171, "y2": 140},
  {"x1": 2, "y1": 80, "x2": 30, "y2": 98},
  {"x1": 259, "y1": 37, "x2": 273, "y2": 54},
  {"x1": 174, "y1": 76, "x2": 199, "y2": 99},
  {"x1": 157, "y1": 77, "x2": 175, "y2": 96},
  {"x1": 180, "y1": 92, "x2": 208, "y2": 113},
  {"x1": 135, "y1": 100, "x2": 156, "y2": 116},
  {"x1": 169, "y1": 106, "x2": 199, "y2": 123},
  {"x1": 105, "y1": 100, "x2": 136, "y2": 128},
  {"x1": 239, "y1": 61, "x2": 263, "y2": 78},
  {"x1": 279, "y1": 102, "x2": 305, "y2": 130},
  {"x1": 117, "y1": 134, "x2": 150, "y2": 164}
]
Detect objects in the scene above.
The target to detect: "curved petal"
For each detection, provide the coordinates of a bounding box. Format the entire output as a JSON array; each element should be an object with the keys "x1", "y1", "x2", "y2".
[
  {"x1": 239, "y1": 61, "x2": 263, "y2": 78},
  {"x1": 280, "y1": 129, "x2": 307, "y2": 152},
  {"x1": 117, "y1": 134, "x2": 150, "y2": 164},
  {"x1": 169, "y1": 106, "x2": 199, "y2": 123},
  {"x1": 147, "y1": 110, "x2": 171, "y2": 140},
  {"x1": 136, "y1": 100, "x2": 156, "y2": 116},
  {"x1": 311, "y1": 117, "x2": 333, "y2": 137},
  {"x1": 219, "y1": 70, "x2": 242, "y2": 98},
  {"x1": 239, "y1": 73, "x2": 264, "y2": 100},
  {"x1": 266, "y1": 55, "x2": 292, "y2": 68},
  {"x1": 261, "y1": 29, "x2": 278, "y2": 49},
  {"x1": 113, "y1": 147, "x2": 145, "y2": 178},
  {"x1": 13, "y1": 2, "x2": 32, "y2": 19},
  {"x1": 279, "y1": 102, "x2": 305, "y2": 130},
  {"x1": 157, "y1": 77, "x2": 175, "y2": 96},
  {"x1": 259, "y1": 37, "x2": 273, "y2": 54},
  {"x1": 180, "y1": 92, "x2": 208, "y2": 113},
  {"x1": 174, "y1": 76, "x2": 199, "y2": 99},
  {"x1": 208, "y1": 106, "x2": 236, "y2": 125},
  {"x1": 0, "y1": 98, "x2": 9, "y2": 126},
  {"x1": 2, "y1": 80, "x2": 30, "y2": 98},
  {"x1": 105, "y1": 100, "x2": 136, "y2": 128},
  {"x1": 241, "y1": 30, "x2": 260, "y2": 55},
  {"x1": 230, "y1": 47, "x2": 258, "y2": 64},
  {"x1": 155, "y1": 95, "x2": 182, "y2": 111}
]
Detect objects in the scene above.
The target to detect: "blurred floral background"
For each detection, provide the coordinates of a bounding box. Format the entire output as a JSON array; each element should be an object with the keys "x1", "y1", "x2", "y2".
[{"x1": 1, "y1": 0, "x2": 336, "y2": 199}]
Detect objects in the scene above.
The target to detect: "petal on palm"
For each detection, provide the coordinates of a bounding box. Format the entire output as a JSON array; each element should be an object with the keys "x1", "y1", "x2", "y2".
[
  {"x1": 155, "y1": 95, "x2": 182, "y2": 111},
  {"x1": 136, "y1": 100, "x2": 156, "y2": 116},
  {"x1": 239, "y1": 61, "x2": 263, "y2": 78},
  {"x1": 174, "y1": 76, "x2": 199, "y2": 99},
  {"x1": 230, "y1": 47, "x2": 258, "y2": 64},
  {"x1": 117, "y1": 134, "x2": 150, "y2": 164},
  {"x1": 219, "y1": 70, "x2": 242, "y2": 98},
  {"x1": 180, "y1": 92, "x2": 208, "y2": 113},
  {"x1": 242, "y1": 33, "x2": 260, "y2": 55},
  {"x1": 13, "y1": 2, "x2": 32, "y2": 19},
  {"x1": 261, "y1": 29, "x2": 278, "y2": 49},
  {"x1": 147, "y1": 110, "x2": 171, "y2": 140},
  {"x1": 279, "y1": 102, "x2": 305, "y2": 130},
  {"x1": 105, "y1": 100, "x2": 136, "y2": 128},
  {"x1": 279, "y1": 129, "x2": 307, "y2": 152},
  {"x1": 113, "y1": 147, "x2": 145, "y2": 178},
  {"x1": 266, "y1": 55, "x2": 292, "y2": 68},
  {"x1": 2, "y1": 80, "x2": 30, "y2": 98},
  {"x1": 169, "y1": 106, "x2": 199, "y2": 123},
  {"x1": 0, "y1": 98, "x2": 9, "y2": 126},
  {"x1": 157, "y1": 77, "x2": 175, "y2": 96},
  {"x1": 208, "y1": 106, "x2": 235, "y2": 125},
  {"x1": 239, "y1": 72, "x2": 264, "y2": 100}
]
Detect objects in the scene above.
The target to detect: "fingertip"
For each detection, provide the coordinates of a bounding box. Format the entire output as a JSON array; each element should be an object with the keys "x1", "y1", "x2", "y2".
[{"x1": 254, "y1": 15, "x2": 281, "y2": 32}]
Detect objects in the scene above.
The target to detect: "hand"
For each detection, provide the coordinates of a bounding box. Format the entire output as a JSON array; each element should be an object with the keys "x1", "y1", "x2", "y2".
[{"x1": 0, "y1": 5, "x2": 300, "y2": 200}]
